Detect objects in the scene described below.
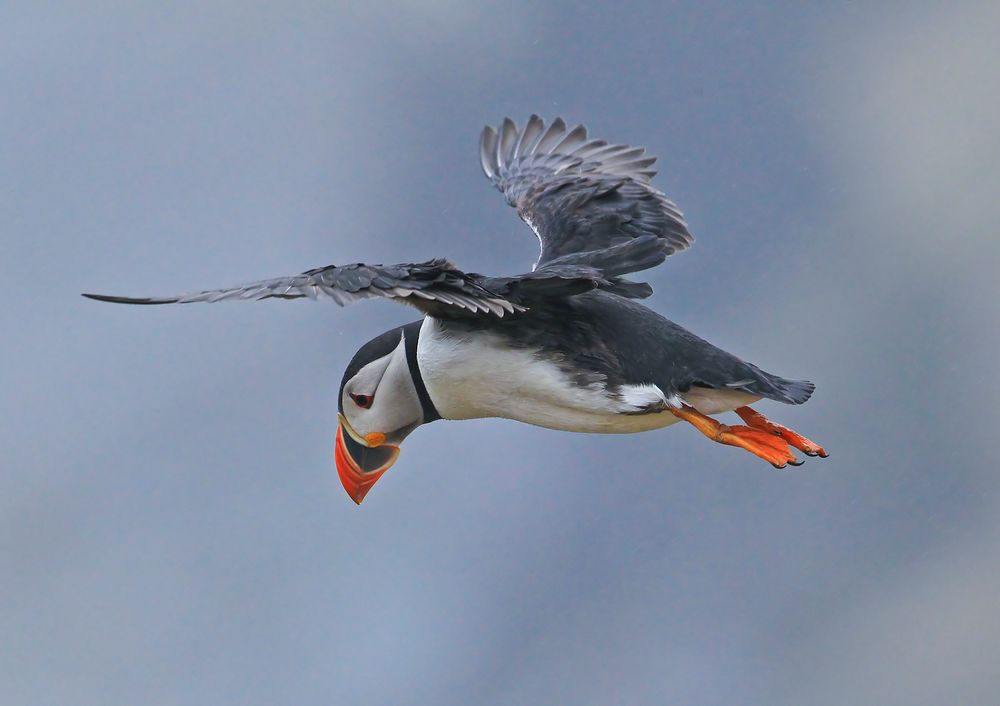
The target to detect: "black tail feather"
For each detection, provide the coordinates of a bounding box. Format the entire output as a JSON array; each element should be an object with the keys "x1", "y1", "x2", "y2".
[{"x1": 746, "y1": 374, "x2": 815, "y2": 405}]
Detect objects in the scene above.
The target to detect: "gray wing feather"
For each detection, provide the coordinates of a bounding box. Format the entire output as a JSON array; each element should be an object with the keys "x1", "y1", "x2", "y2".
[
  {"x1": 82, "y1": 259, "x2": 523, "y2": 318},
  {"x1": 514, "y1": 114, "x2": 545, "y2": 157},
  {"x1": 480, "y1": 116, "x2": 693, "y2": 287},
  {"x1": 533, "y1": 118, "x2": 567, "y2": 154},
  {"x1": 480, "y1": 128, "x2": 499, "y2": 179}
]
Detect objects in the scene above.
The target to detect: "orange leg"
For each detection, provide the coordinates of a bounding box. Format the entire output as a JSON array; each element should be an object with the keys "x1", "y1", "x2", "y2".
[
  {"x1": 671, "y1": 405, "x2": 801, "y2": 468},
  {"x1": 735, "y1": 406, "x2": 828, "y2": 458}
]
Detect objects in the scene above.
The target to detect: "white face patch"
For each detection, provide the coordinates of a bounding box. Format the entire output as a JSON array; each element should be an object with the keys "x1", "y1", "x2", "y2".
[
  {"x1": 341, "y1": 334, "x2": 423, "y2": 441},
  {"x1": 343, "y1": 352, "x2": 393, "y2": 403}
]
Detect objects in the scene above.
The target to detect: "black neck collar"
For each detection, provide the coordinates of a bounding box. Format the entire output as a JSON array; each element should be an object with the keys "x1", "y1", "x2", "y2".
[{"x1": 402, "y1": 320, "x2": 441, "y2": 424}]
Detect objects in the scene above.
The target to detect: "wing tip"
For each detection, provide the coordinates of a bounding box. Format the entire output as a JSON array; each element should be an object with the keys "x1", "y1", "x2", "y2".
[
  {"x1": 498, "y1": 117, "x2": 518, "y2": 169},
  {"x1": 81, "y1": 292, "x2": 176, "y2": 305},
  {"x1": 485, "y1": 115, "x2": 665, "y2": 187},
  {"x1": 480, "y1": 125, "x2": 499, "y2": 179}
]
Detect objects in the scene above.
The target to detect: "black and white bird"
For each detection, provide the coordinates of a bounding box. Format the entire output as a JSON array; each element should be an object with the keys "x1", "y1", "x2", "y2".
[{"x1": 85, "y1": 115, "x2": 827, "y2": 504}]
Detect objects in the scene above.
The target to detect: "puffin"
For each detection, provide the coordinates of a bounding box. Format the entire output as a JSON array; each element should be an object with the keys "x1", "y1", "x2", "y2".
[{"x1": 84, "y1": 115, "x2": 827, "y2": 504}]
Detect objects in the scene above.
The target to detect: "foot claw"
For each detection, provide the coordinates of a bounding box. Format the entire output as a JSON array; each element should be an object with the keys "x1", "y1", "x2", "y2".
[{"x1": 787, "y1": 458, "x2": 804, "y2": 467}]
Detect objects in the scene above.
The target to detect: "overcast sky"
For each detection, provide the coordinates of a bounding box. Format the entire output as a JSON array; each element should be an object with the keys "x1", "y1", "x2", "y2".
[{"x1": 3, "y1": 2, "x2": 999, "y2": 704}]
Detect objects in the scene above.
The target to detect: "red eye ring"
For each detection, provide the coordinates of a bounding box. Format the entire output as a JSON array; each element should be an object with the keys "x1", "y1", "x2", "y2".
[{"x1": 350, "y1": 392, "x2": 373, "y2": 409}]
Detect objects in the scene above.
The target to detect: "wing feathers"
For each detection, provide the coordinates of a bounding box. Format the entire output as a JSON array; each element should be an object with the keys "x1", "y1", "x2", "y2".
[
  {"x1": 551, "y1": 123, "x2": 588, "y2": 154},
  {"x1": 570, "y1": 139, "x2": 609, "y2": 160},
  {"x1": 515, "y1": 114, "x2": 544, "y2": 158},
  {"x1": 83, "y1": 260, "x2": 526, "y2": 319},
  {"x1": 480, "y1": 126, "x2": 498, "y2": 179},
  {"x1": 87, "y1": 118, "x2": 695, "y2": 322},
  {"x1": 480, "y1": 116, "x2": 692, "y2": 288},
  {"x1": 533, "y1": 117, "x2": 567, "y2": 155},
  {"x1": 498, "y1": 118, "x2": 518, "y2": 168}
]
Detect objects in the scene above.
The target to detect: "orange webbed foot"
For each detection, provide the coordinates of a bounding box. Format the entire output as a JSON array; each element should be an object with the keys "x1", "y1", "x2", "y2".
[
  {"x1": 735, "y1": 406, "x2": 828, "y2": 458},
  {"x1": 717, "y1": 424, "x2": 802, "y2": 468},
  {"x1": 671, "y1": 405, "x2": 801, "y2": 468}
]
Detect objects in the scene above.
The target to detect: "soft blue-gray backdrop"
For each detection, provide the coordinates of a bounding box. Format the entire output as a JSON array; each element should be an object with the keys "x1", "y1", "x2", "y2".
[{"x1": 3, "y1": 2, "x2": 999, "y2": 704}]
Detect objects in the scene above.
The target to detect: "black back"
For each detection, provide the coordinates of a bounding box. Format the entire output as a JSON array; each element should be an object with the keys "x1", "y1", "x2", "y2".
[{"x1": 441, "y1": 291, "x2": 814, "y2": 406}]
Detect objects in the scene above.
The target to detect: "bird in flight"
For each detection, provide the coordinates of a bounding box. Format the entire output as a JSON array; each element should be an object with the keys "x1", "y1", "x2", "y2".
[{"x1": 85, "y1": 115, "x2": 827, "y2": 504}]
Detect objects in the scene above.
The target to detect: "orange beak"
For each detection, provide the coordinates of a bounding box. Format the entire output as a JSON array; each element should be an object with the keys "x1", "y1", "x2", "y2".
[{"x1": 335, "y1": 414, "x2": 401, "y2": 505}]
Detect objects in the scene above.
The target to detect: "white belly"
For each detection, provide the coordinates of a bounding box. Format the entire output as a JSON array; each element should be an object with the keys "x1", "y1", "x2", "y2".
[{"x1": 416, "y1": 317, "x2": 758, "y2": 434}]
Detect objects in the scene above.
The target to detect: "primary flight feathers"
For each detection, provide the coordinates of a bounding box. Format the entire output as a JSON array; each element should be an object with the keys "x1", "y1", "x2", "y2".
[{"x1": 83, "y1": 116, "x2": 692, "y2": 319}]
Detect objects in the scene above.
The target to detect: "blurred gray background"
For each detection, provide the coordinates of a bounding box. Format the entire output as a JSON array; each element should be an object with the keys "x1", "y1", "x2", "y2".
[{"x1": 3, "y1": 2, "x2": 999, "y2": 704}]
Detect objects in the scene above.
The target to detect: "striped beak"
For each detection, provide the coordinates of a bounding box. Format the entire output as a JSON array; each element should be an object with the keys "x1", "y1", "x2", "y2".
[{"x1": 334, "y1": 414, "x2": 401, "y2": 505}]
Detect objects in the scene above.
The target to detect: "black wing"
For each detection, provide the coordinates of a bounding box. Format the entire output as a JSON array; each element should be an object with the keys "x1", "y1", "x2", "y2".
[
  {"x1": 480, "y1": 115, "x2": 692, "y2": 293},
  {"x1": 83, "y1": 259, "x2": 525, "y2": 318}
]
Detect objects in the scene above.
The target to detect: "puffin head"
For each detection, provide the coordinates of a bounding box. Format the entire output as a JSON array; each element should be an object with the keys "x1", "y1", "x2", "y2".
[{"x1": 335, "y1": 321, "x2": 433, "y2": 504}]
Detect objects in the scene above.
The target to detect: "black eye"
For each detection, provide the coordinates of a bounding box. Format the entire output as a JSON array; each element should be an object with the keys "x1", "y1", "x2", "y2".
[{"x1": 350, "y1": 392, "x2": 373, "y2": 409}]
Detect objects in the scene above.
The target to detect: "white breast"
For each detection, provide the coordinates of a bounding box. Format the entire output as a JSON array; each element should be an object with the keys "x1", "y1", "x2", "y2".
[{"x1": 415, "y1": 317, "x2": 682, "y2": 434}]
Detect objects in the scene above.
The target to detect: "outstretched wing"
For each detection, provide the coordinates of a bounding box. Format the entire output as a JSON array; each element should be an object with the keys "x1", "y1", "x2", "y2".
[
  {"x1": 83, "y1": 259, "x2": 524, "y2": 318},
  {"x1": 480, "y1": 115, "x2": 693, "y2": 289}
]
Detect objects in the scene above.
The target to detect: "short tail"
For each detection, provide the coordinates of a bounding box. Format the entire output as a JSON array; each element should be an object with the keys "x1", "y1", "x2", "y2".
[
  {"x1": 748, "y1": 374, "x2": 815, "y2": 405},
  {"x1": 735, "y1": 363, "x2": 815, "y2": 405},
  {"x1": 772, "y1": 377, "x2": 815, "y2": 405}
]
